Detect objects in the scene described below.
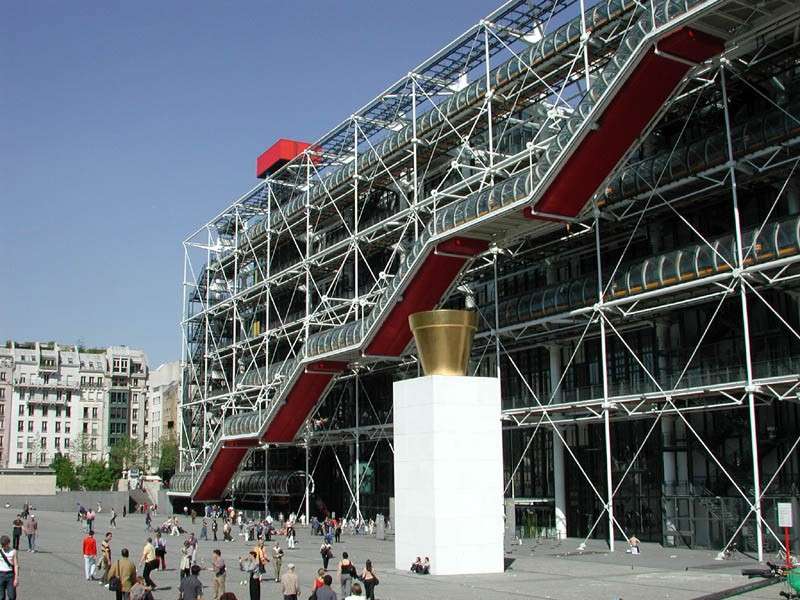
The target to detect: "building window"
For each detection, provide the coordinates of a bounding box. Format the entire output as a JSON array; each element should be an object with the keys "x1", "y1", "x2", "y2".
[
  {"x1": 55, "y1": 437, "x2": 60, "y2": 448},
  {"x1": 81, "y1": 376, "x2": 86, "y2": 385},
  {"x1": 0, "y1": 404, "x2": 4, "y2": 416},
  {"x1": 27, "y1": 406, "x2": 34, "y2": 417},
  {"x1": 25, "y1": 452, "x2": 31, "y2": 464},
  {"x1": 0, "y1": 388, "x2": 4, "y2": 398},
  {"x1": 18, "y1": 405, "x2": 23, "y2": 416},
  {"x1": 132, "y1": 424, "x2": 138, "y2": 434},
  {"x1": 66, "y1": 406, "x2": 71, "y2": 417},
  {"x1": 82, "y1": 423, "x2": 88, "y2": 434},
  {"x1": 90, "y1": 438, "x2": 96, "y2": 450},
  {"x1": 132, "y1": 409, "x2": 138, "y2": 420},
  {"x1": 92, "y1": 407, "x2": 98, "y2": 419},
  {"x1": 40, "y1": 437, "x2": 46, "y2": 448},
  {"x1": 83, "y1": 407, "x2": 88, "y2": 419},
  {"x1": 27, "y1": 421, "x2": 33, "y2": 432},
  {"x1": 42, "y1": 405, "x2": 48, "y2": 417},
  {"x1": 64, "y1": 438, "x2": 70, "y2": 449},
  {"x1": 55, "y1": 421, "x2": 61, "y2": 433},
  {"x1": 0, "y1": 372, "x2": 5, "y2": 381},
  {"x1": 16, "y1": 452, "x2": 22, "y2": 463},
  {"x1": 17, "y1": 421, "x2": 23, "y2": 432},
  {"x1": 56, "y1": 406, "x2": 61, "y2": 417},
  {"x1": 66, "y1": 391, "x2": 71, "y2": 402},
  {"x1": 41, "y1": 421, "x2": 47, "y2": 432},
  {"x1": 65, "y1": 422, "x2": 71, "y2": 434}
]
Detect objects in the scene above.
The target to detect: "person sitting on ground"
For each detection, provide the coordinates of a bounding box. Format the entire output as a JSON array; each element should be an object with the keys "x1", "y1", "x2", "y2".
[
  {"x1": 410, "y1": 556, "x2": 422, "y2": 573},
  {"x1": 627, "y1": 535, "x2": 641, "y2": 555},
  {"x1": 422, "y1": 557, "x2": 430, "y2": 574},
  {"x1": 344, "y1": 581, "x2": 364, "y2": 599}
]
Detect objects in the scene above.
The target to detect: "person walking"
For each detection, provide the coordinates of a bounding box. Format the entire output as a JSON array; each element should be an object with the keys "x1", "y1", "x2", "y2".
[
  {"x1": 281, "y1": 563, "x2": 300, "y2": 600},
  {"x1": 138, "y1": 537, "x2": 158, "y2": 589},
  {"x1": 187, "y1": 531, "x2": 198, "y2": 565},
  {"x1": 129, "y1": 576, "x2": 154, "y2": 600},
  {"x1": 83, "y1": 530, "x2": 98, "y2": 581},
  {"x1": 23, "y1": 515, "x2": 36, "y2": 552},
  {"x1": 315, "y1": 574, "x2": 337, "y2": 600},
  {"x1": 178, "y1": 564, "x2": 203, "y2": 600},
  {"x1": 179, "y1": 541, "x2": 192, "y2": 579},
  {"x1": 107, "y1": 547, "x2": 137, "y2": 600},
  {"x1": 191, "y1": 508, "x2": 197, "y2": 525},
  {"x1": 100, "y1": 531, "x2": 113, "y2": 584},
  {"x1": 338, "y1": 552, "x2": 354, "y2": 598},
  {"x1": 253, "y1": 538, "x2": 268, "y2": 581},
  {"x1": 86, "y1": 509, "x2": 96, "y2": 535},
  {"x1": 360, "y1": 560, "x2": 378, "y2": 600},
  {"x1": 344, "y1": 582, "x2": 363, "y2": 599},
  {"x1": 154, "y1": 532, "x2": 167, "y2": 570},
  {"x1": 0, "y1": 535, "x2": 19, "y2": 600},
  {"x1": 10, "y1": 517, "x2": 22, "y2": 552},
  {"x1": 320, "y1": 541, "x2": 332, "y2": 571},
  {"x1": 272, "y1": 542, "x2": 284, "y2": 582},
  {"x1": 110, "y1": 508, "x2": 118, "y2": 528},
  {"x1": 209, "y1": 548, "x2": 226, "y2": 600},
  {"x1": 200, "y1": 519, "x2": 208, "y2": 541},
  {"x1": 212, "y1": 518, "x2": 218, "y2": 542},
  {"x1": 286, "y1": 523, "x2": 296, "y2": 550},
  {"x1": 312, "y1": 568, "x2": 325, "y2": 593},
  {"x1": 144, "y1": 511, "x2": 152, "y2": 532},
  {"x1": 238, "y1": 551, "x2": 260, "y2": 600}
]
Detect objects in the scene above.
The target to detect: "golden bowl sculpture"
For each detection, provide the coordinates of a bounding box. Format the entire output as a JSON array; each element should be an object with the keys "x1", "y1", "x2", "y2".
[{"x1": 408, "y1": 309, "x2": 478, "y2": 376}]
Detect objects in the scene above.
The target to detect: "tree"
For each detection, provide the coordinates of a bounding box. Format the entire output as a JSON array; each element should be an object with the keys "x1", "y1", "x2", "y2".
[
  {"x1": 157, "y1": 434, "x2": 178, "y2": 482},
  {"x1": 79, "y1": 460, "x2": 115, "y2": 491},
  {"x1": 108, "y1": 437, "x2": 148, "y2": 477},
  {"x1": 70, "y1": 433, "x2": 93, "y2": 467},
  {"x1": 50, "y1": 453, "x2": 80, "y2": 490}
]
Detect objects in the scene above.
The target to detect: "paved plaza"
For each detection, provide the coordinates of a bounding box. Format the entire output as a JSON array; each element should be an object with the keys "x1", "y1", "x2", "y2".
[{"x1": 0, "y1": 505, "x2": 789, "y2": 599}]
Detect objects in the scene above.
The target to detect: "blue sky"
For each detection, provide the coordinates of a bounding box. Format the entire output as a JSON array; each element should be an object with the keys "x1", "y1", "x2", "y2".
[{"x1": 0, "y1": 0, "x2": 495, "y2": 367}]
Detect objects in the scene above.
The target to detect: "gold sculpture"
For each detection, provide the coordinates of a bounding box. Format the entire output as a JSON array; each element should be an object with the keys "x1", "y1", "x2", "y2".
[{"x1": 409, "y1": 309, "x2": 478, "y2": 376}]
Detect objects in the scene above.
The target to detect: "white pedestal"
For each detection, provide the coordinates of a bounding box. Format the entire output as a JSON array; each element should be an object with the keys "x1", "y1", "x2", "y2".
[{"x1": 393, "y1": 375, "x2": 504, "y2": 575}]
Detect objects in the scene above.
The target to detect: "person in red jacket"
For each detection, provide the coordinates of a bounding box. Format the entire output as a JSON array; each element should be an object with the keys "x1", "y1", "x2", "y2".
[{"x1": 82, "y1": 531, "x2": 98, "y2": 581}]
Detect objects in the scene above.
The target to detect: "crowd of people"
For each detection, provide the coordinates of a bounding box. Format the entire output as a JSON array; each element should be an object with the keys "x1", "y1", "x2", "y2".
[{"x1": 1, "y1": 502, "x2": 387, "y2": 600}]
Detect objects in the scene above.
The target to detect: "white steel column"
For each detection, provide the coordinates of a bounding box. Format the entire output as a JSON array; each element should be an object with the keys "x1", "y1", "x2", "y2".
[
  {"x1": 355, "y1": 372, "x2": 361, "y2": 522},
  {"x1": 305, "y1": 440, "x2": 310, "y2": 525},
  {"x1": 264, "y1": 443, "x2": 269, "y2": 519},
  {"x1": 595, "y1": 209, "x2": 615, "y2": 551},
  {"x1": 721, "y1": 65, "x2": 764, "y2": 562},
  {"x1": 549, "y1": 344, "x2": 567, "y2": 539}
]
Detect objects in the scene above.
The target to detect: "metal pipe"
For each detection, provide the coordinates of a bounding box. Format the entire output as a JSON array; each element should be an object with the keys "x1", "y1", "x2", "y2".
[{"x1": 721, "y1": 65, "x2": 764, "y2": 562}]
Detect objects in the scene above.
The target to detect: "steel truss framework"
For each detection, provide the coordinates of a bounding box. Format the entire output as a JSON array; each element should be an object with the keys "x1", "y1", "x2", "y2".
[{"x1": 176, "y1": 0, "x2": 800, "y2": 562}]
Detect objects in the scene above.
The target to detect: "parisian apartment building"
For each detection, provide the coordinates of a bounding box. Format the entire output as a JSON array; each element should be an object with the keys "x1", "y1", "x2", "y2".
[
  {"x1": 146, "y1": 360, "x2": 181, "y2": 469},
  {"x1": 0, "y1": 341, "x2": 155, "y2": 469}
]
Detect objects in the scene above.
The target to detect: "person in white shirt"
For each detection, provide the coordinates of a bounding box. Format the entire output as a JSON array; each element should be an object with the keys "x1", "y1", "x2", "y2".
[{"x1": 0, "y1": 534, "x2": 20, "y2": 600}]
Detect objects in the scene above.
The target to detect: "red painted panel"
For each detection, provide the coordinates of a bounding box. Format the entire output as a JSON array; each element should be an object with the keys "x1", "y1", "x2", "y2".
[
  {"x1": 194, "y1": 446, "x2": 248, "y2": 501},
  {"x1": 365, "y1": 237, "x2": 488, "y2": 356},
  {"x1": 256, "y1": 139, "x2": 316, "y2": 179},
  {"x1": 264, "y1": 371, "x2": 337, "y2": 442},
  {"x1": 527, "y1": 28, "x2": 723, "y2": 219}
]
